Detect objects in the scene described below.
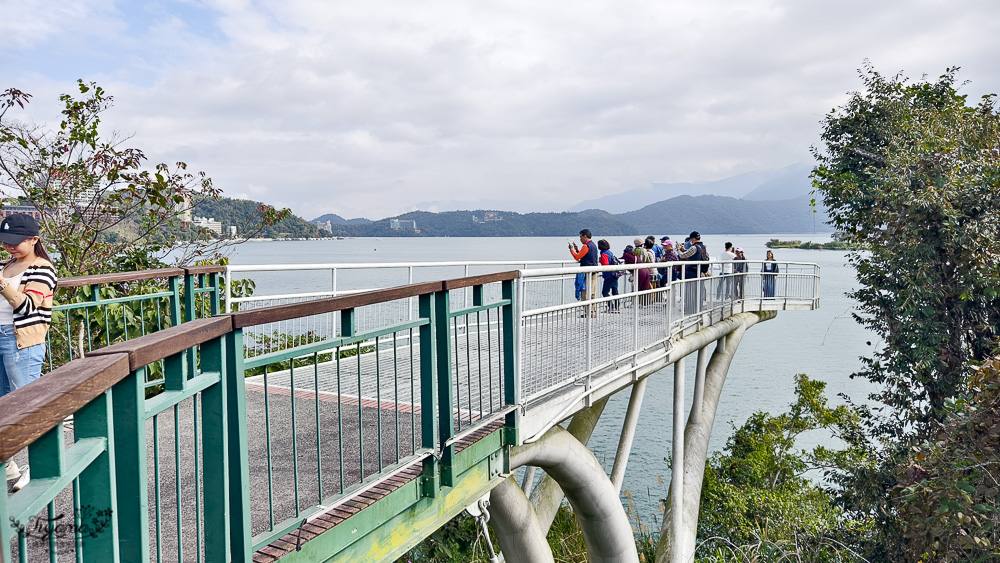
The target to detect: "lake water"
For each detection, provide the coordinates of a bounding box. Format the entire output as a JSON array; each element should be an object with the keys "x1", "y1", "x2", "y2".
[{"x1": 224, "y1": 234, "x2": 877, "y2": 523}]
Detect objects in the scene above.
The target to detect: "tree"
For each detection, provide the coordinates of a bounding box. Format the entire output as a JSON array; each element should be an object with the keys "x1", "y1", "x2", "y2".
[
  {"x1": 0, "y1": 81, "x2": 289, "y2": 276},
  {"x1": 811, "y1": 64, "x2": 1000, "y2": 431},
  {"x1": 697, "y1": 375, "x2": 869, "y2": 559},
  {"x1": 891, "y1": 358, "x2": 1000, "y2": 562}
]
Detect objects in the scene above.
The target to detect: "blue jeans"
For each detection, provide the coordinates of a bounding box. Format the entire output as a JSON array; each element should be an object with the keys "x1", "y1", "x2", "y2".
[{"x1": 0, "y1": 325, "x2": 46, "y2": 397}]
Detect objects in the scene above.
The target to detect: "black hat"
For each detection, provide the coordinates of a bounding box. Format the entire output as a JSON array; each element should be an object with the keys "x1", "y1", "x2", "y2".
[
  {"x1": 0, "y1": 214, "x2": 40, "y2": 245},
  {"x1": 689, "y1": 231, "x2": 701, "y2": 240}
]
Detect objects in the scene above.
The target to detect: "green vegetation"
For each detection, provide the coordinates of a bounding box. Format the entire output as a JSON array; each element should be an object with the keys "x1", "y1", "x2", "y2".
[
  {"x1": 765, "y1": 239, "x2": 852, "y2": 250},
  {"x1": 195, "y1": 196, "x2": 328, "y2": 239},
  {"x1": 0, "y1": 81, "x2": 288, "y2": 276}
]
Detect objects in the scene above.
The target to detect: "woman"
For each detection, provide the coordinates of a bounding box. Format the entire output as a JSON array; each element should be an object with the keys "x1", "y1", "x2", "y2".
[
  {"x1": 621, "y1": 244, "x2": 637, "y2": 293},
  {"x1": 762, "y1": 249, "x2": 779, "y2": 298},
  {"x1": 0, "y1": 214, "x2": 57, "y2": 488}
]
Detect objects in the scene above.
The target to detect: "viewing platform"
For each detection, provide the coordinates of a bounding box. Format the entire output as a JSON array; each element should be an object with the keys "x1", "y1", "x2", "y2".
[{"x1": 2, "y1": 258, "x2": 819, "y2": 562}]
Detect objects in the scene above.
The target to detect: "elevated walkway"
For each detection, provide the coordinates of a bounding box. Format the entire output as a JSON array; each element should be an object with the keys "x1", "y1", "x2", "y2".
[{"x1": 1, "y1": 259, "x2": 818, "y2": 562}]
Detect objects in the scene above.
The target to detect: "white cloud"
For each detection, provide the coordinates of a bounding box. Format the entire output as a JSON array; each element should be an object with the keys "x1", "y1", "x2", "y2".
[{"x1": 3, "y1": 0, "x2": 1000, "y2": 219}]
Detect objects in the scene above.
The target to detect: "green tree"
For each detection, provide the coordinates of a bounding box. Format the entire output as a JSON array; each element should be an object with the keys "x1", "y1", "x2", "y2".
[
  {"x1": 891, "y1": 358, "x2": 1000, "y2": 562},
  {"x1": 811, "y1": 64, "x2": 1000, "y2": 431},
  {"x1": 0, "y1": 81, "x2": 289, "y2": 276},
  {"x1": 697, "y1": 375, "x2": 869, "y2": 560}
]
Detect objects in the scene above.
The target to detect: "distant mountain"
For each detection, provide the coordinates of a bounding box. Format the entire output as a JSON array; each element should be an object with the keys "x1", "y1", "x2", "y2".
[
  {"x1": 194, "y1": 197, "x2": 329, "y2": 238},
  {"x1": 322, "y1": 195, "x2": 831, "y2": 238},
  {"x1": 620, "y1": 194, "x2": 829, "y2": 234},
  {"x1": 567, "y1": 163, "x2": 818, "y2": 214},
  {"x1": 568, "y1": 169, "x2": 783, "y2": 214},
  {"x1": 741, "y1": 163, "x2": 814, "y2": 201},
  {"x1": 312, "y1": 213, "x2": 372, "y2": 225},
  {"x1": 333, "y1": 209, "x2": 636, "y2": 237}
]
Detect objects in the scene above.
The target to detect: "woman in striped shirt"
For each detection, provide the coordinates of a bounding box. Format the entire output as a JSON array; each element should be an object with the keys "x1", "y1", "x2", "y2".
[{"x1": 0, "y1": 213, "x2": 57, "y2": 487}]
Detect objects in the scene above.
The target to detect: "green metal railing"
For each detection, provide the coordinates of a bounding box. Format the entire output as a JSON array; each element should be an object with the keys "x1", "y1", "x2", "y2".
[
  {"x1": 47, "y1": 266, "x2": 224, "y2": 387},
  {"x1": 1, "y1": 271, "x2": 517, "y2": 563}
]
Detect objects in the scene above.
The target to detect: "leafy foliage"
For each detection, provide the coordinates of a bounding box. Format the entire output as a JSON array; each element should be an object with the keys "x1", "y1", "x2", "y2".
[
  {"x1": 697, "y1": 375, "x2": 870, "y2": 559},
  {"x1": 0, "y1": 81, "x2": 289, "y2": 276},
  {"x1": 811, "y1": 64, "x2": 1000, "y2": 430},
  {"x1": 891, "y1": 358, "x2": 1000, "y2": 562}
]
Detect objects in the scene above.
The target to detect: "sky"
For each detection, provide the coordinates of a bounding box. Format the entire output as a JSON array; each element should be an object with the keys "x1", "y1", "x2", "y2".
[{"x1": 2, "y1": 0, "x2": 999, "y2": 221}]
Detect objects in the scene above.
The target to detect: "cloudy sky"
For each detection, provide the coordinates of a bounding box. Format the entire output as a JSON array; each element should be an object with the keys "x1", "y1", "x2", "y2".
[{"x1": 2, "y1": 0, "x2": 999, "y2": 220}]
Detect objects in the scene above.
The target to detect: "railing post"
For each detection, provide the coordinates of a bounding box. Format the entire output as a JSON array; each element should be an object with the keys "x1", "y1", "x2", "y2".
[
  {"x1": 75, "y1": 391, "x2": 120, "y2": 562},
  {"x1": 224, "y1": 329, "x2": 253, "y2": 558},
  {"x1": 209, "y1": 272, "x2": 221, "y2": 316},
  {"x1": 503, "y1": 279, "x2": 518, "y2": 446},
  {"x1": 110, "y1": 368, "x2": 150, "y2": 562},
  {"x1": 202, "y1": 332, "x2": 232, "y2": 562},
  {"x1": 0, "y1": 477, "x2": 11, "y2": 563},
  {"x1": 168, "y1": 275, "x2": 182, "y2": 328},
  {"x1": 184, "y1": 271, "x2": 196, "y2": 322},
  {"x1": 418, "y1": 293, "x2": 440, "y2": 497},
  {"x1": 435, "y1": 288, "x2": 456, "y2": 487}
]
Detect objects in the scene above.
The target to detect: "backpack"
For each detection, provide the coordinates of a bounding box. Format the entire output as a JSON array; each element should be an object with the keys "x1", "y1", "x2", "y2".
[
  {"x1": 696, "y1": 243, "x2": 710, "y2": 274},
  {"x1": 607, "y1": 252, "x2": 626, "y2": 278}
]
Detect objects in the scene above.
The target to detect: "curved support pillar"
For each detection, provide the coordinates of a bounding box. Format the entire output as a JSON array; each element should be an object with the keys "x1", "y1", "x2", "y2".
[
  {"x1": 657, "y1": 311, "x2": 774, "y2": 563},
  {"x1": 508, "y1": 426, "x2": 639, "y2": 563},
  {"x1": 489, "y1": 477, "x2": 555, "y2": 563},
  {"x1": 529, "y1": 396, "x2": 609, "y2": 533}
]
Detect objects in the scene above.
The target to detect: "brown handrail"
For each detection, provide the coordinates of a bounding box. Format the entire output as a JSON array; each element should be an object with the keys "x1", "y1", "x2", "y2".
[
  {"x1": 57, "y1": 267, "x2": 187, "y2": 289},
  {"x1": 0, "y1": 354, "x2": 130, "y2": 461},
  {"x1": 87, "y1": 317, "x2": 233, "y2": 371}
]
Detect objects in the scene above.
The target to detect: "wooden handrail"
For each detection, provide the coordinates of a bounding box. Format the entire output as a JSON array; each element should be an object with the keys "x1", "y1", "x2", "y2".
[
  {"x1": 87, "y1": 317, "x2": 233, "y2": 371},
  {"x1": 183, "y1": 265, "x2": 226, "y2": 276},
  {"x1": 0, "y1": 354, "x2": 130, "y2": 461},
  {"x1": 442, "y1": 270, "x2": 519, "y2": 291},
  {"x1": 56, "y1": 267, "x2": 187, "y2": 289}
]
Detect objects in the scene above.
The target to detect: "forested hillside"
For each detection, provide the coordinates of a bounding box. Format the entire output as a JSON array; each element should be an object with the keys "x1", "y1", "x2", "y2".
[{"x1": 195, "y1": 197, "x2": 329, "y2": 238}]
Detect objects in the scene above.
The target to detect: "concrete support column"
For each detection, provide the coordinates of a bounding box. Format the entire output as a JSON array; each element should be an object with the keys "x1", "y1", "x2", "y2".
[
  {"x1": 669, "y1": 357, "x2": 686, "y2": 563},
  {"x1": 496, "y1": 426, "x2": 639, "y2": 563},
  {"x1": 529, "y1": 396, "x2": 609, "y2": 533},
  {"x1": 610, "y1": 378, "x2": 648, "y2": 493},
  {"x1": 690, "y1": 347, "x2": 708, "y2": 425},
  {"x1": 657, "y1": 311, "x2": 774, "y2": 563},
  {"x1": 490, "y1": 477, "x2": 555, "y2": 563}
]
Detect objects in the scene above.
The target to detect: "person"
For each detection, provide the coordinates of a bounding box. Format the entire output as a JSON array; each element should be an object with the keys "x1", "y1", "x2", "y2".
[
  {"x1": 661, "y1": 239, "x2": 681, "y2": 282},
  {"x1": 631, "y1": 238, "x2": 653, "y2": 301},
  {"x1": 717, "y1": 242, "x2": 736, "y2": 299},
  {"x1": 733, "y1": 247, "x2": 748, "y2": 299},
  {"x1": 676, "y1": 231, "x2": 708, "y2": 313},
  {"x1": 0, "y1": 214, "x2": 57, "y2": 491},
  {"x1": 621, "y1": 243, "x2": 637, "y2": 292},
  {"x1": 597, "y1": 239, "x2": 620, "y2": 312},
  {"x1": 762, "y1": 249, "x2": 779, "y2": 298},
  {"x1": 569, "y1": 229, "x2": 599, "y2": 315}
]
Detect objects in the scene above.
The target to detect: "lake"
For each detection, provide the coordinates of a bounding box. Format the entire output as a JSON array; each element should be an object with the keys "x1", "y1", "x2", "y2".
[{"x1": 224, "y1": 234, "x2": 877, "y2": 523}]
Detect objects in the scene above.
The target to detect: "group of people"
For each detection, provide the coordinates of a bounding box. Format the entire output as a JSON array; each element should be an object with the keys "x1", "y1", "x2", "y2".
[
  {"x1": 1, "y1": 214, "x2": 57, "y2": 492},
  {"x1": 569, "y1": 229, "x2": 781, "y2": 312}
]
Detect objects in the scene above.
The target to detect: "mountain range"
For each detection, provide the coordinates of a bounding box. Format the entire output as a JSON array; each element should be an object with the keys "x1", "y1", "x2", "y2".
[{"x1": 308, "y1": 163, "x2": 829, "y2": 236}]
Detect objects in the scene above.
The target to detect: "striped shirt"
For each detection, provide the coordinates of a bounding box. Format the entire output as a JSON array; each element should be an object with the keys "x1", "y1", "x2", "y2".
[{"x1": 0, "y1": 256, "x2": 57, "y2": 349}]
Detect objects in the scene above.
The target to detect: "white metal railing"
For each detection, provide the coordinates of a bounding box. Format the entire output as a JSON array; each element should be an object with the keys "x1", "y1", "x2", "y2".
[
  {"x1": 223, "y1": 259, "x2": 820, "y2": 404},
  {"x1": 516, "y1": 260, "x2": 820, "y2": 407},
  {"x1": 225, "y1": 260, "x2": 576, "y2": 358}
]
